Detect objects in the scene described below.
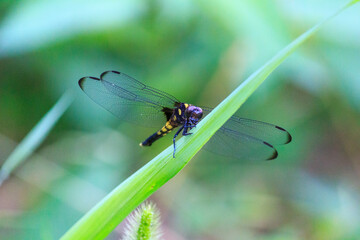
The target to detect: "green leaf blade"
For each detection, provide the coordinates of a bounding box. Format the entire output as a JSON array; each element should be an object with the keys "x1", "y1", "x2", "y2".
[{"x1": 0, "y1": 90, "x2": 74, "y2": 185}]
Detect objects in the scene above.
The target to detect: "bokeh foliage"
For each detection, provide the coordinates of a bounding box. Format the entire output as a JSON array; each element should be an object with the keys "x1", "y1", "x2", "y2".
[{"x1": 1, "y1": 0, "x2": 360, "y2": 239}]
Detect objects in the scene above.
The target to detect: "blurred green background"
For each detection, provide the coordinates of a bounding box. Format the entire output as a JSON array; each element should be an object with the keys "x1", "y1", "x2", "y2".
[{"x1": 1, "y1": 0, "x2": 360, "y2": 239}]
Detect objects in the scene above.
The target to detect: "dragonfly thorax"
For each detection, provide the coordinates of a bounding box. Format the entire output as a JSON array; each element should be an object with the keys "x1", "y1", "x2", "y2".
[{"x1": 171, "y1": 103, "x2": 203, "y2": 126}]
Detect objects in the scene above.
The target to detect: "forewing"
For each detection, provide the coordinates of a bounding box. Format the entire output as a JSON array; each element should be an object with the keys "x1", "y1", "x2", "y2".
[
  {"x1": 100, "y1": 71, "x2": 179, "y2": 108},
  {"x1": 78, "y1": 73, "x2": 178, "y2": 127},
  {"x1": 202, "y1": 107, "x2": 291, "y2": 145},
  {"x1": 201, "y1": 107, "x2": 292, "y2": 160}
]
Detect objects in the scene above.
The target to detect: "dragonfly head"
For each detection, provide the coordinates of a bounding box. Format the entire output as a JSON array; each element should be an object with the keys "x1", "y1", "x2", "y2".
[{"x1": 186, "y1": 105, "x2": 203, "y2": 125}]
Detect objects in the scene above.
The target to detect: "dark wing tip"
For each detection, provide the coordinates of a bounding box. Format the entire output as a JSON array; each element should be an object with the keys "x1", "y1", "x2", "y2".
[
  {"x1": 267, "y1": 150, "x2": 278, "y2": 160},
  {"x1": 100, "y1": 70, "x2": 121, "y2": 80},
  {"x1": 78, "y1": 77, "x2": 85, "y2": 89},
  {"x1": 275, "y1": 126, "x2": 292, "y2": 144},
  {"x1": 263, "y1": 141, "x2": 278, "y2": 160},
  {"x1": 286, "y1": 132, "x2": 292, "y2": 144},
  {"x1": 275, "y1": 126, "x2": 286, "y2": 131},
  {"x1": 100, "y1": 71, "x2": 112, "y2": 79},
  {"x1": 78, "y1": 76, "x2": 100, "y2": 89}
]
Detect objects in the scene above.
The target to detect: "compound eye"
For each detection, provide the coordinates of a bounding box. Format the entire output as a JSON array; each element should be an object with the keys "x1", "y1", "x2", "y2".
[
  {"x1": 186, "y1": 106, "x2": 203, "y2": 120},
  {"x1": 193, "y1": 108, "x2": 203, "y2": 119}
]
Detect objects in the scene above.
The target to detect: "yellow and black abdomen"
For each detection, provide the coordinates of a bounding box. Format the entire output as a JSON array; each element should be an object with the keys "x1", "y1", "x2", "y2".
[{"x1": 140, "y1": 121, "x2": 176, "y2": 146}]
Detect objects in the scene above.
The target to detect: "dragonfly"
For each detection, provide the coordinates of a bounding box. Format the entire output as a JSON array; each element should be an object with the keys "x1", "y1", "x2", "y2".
[{"x1": 79, "y1": 71, "x2": 292, "y2": 160}]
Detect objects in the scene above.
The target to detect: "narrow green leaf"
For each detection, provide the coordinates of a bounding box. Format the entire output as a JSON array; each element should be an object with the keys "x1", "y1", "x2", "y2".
[
  {"x1": 61, "y1": 1, "x2": 359, "y2": 239},
  {"x1": 0, "y1": 90, "x2": 74, "y2": 185}
]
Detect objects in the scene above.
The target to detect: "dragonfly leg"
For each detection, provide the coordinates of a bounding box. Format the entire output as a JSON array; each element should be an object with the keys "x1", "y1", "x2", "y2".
[
  {"x1": 183, "y1": 121, "x2": 194, "y2": 136},
  {"x1": 173, "y1": 125, "x2": 184, "y2": 158}
]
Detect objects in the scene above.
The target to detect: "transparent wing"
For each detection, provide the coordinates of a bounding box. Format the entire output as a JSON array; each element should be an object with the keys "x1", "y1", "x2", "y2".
[
  {"x1": 201, "y1": 107, "x2": 292, "y2": 160},
  {"x1": 205, "y1": 127, "x2": 279, "y2": 160},
  {"x1": 79, "y1": 71, "x2": 180, "y2": 127},
  {"x1": 100, "y1": 71, "x2": 179, "y2": 108}
]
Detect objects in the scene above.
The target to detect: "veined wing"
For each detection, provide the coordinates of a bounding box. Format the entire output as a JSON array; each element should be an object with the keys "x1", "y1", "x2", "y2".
[
  {"x1": 100, "y1": 71, "x2": 179, "y2": 107},
  {"x1": 79, "y1": 71, "x2": 180, "y2": 127},
  {"x1": 201, "y1": 107, "x2": 292, "y2": 160}
]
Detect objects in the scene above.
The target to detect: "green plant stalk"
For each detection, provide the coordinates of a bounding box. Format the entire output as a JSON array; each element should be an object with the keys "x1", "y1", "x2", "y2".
[
  {"x1": 0, "y1": 90, "x2": 74, "y2": 185},
  {"x1": 61, "y1": 1, "x2": 359, "y2": 239}
]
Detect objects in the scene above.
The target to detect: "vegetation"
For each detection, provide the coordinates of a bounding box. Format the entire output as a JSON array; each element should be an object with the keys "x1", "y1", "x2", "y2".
[{"x1": 0, "y1": 1, "x2": 360, "y2": 239}]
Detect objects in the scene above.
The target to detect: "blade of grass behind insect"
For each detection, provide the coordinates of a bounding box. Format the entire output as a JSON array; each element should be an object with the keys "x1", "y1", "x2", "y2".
[
  {"x1": 0, "y1": 90, "x2": 74, "y2": 186},
  {"x1": 61, "y1": 1, "x2": 359, "y2": 239}
]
